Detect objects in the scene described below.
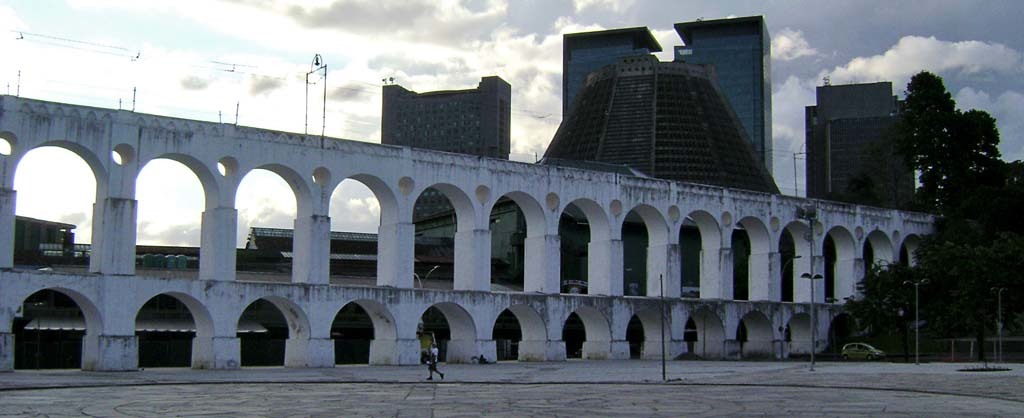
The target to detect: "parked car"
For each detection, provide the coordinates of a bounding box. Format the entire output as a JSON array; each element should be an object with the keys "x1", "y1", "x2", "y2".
[{"x1": 841, "y1": 343, "x2": 886, "y2": 360}]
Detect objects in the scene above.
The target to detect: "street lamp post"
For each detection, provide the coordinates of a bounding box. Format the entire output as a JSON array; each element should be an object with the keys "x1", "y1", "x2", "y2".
[
  {"x1": 992, "y1": 287, "x2": 1006, "y2": 363},
  {"x1": 904, "y1": 278, "x2": 929, "y2": 365},
  {"x1": 413, "y1": 273, "x2": 423, "y2": 289},
  {"x1": 797, "y1": 204, "x2": 820, "y2": 371},
  {"x1": 424, "y1": 265, "x2": 440, "y2": 283}
]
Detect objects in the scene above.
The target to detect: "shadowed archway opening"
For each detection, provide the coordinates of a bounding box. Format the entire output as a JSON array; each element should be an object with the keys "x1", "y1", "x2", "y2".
[
  {"x1": 562, "y1": 312, "x2": 586, "y2": 358},
  {"x1": 679, "y1": 223, "x2": 702, "y2": 298},
  {"x1": 135, "y1": 294, "x2": 196, "y2": 368},
  {"x1": 488, "y1": 198, "x2": 527, "y2": 291},
  {"x1": 237, "y1": 299, "x2": 286, "y2": 366},
  {"x1": 780, "y1": 231, "x2": 795, "y2": 302},
  {"x1": 330, "y1": 303, "x2": 374, "y2": 364},
  {"x1": 622, "y1": 211, "x2": 649, "y2": 296},
  {"x1": 732, "y1": 229, "x2": 751, "y2": 300},
  {"x1": 687, "y1": 309, "x2": 725, "y2": 359},
  {"x1": 413, "y1": 188, "x2": 459, "y2": 289},
  {"x1": 626, "y1": 315, "x2": 644, "y2": 359},
  {"x1": 13, "y1": 290, "x2": 88, "y2": 369},
  {"x1": 827, "y1": 313, "x2": 856, "y2": 358},
  {"x1": 559, "y1": 203, "x2": 592, "y2": 294},
  {"x1": 493, "y1": 309, "x2": 522, "y2": 361},
  {"x1": 420, "y1": 306, "x2": 451, "y2": 362},
  {"x1": 824, "y1": 235, "x2": 837, "y2": 301}
]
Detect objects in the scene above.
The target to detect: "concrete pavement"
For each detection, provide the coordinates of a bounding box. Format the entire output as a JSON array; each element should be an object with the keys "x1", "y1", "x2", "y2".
[{"x1": 1, "y1": 360, "x2": 1021, "y2": 416}]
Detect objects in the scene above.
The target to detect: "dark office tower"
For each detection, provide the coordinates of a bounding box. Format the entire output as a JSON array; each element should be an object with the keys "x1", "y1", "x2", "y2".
[
  {"x1": 674, "y1": 16, "x2": 773, "y2": 173},
  {"x1": 382, "y1": 76, "x2": 511, "y2": 220},
  {"x1": 563, "y1": 27, "x2": 662, "y2": 116},
  {"x1": 805, "y1": 82, "x2": 913, "y2": 208},
  {"x1": 544, "y1": 55, "x2": 779, "y2": 194},
  {"x1": 382, "y1": 76, "x2": 511, "y2": 159}
]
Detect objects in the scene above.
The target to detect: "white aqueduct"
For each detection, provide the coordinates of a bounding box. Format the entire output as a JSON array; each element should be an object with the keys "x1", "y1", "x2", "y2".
[{"x1": 0, "y1": 96, "x2": 933, "y2": 371}]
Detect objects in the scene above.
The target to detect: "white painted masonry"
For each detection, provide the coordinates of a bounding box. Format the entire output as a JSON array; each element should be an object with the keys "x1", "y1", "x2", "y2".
[{"x1": 0, "y1": 96, "x2": 933, "y2": 371}]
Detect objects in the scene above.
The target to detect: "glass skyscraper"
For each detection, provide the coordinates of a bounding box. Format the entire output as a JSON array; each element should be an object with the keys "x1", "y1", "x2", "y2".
[
  {"x1": 674, "y1": 16, "x2": 773, "y2": 173},
  {"x1": 562, "y1": 27, "x2": 662, "y2": 116}
]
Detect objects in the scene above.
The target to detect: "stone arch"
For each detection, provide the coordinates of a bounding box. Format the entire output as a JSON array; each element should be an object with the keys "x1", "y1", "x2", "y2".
[
  {"x1": 558, "y1": 198, "x2": 612, "y2": 294},
  {"x1": 247, "y1": 163, "x2": 314, "y2": 217},
  {"x1": 13, "y1": 287, "x2": 103, "y2": 370},
  {"x1": 491, "y1": 191, "x2": 549, "y2": 292},
  {"x1": 12, "y1": 141, "x2": 108, "y2": 194},
  {"x1": 132, "y1": 292, "x2": 214, "y2": 368},
  {"x1": 686, "y1": 308, "x2": 725, "y2": 359},
  {"x1": 632, "y1": 307, "x2": 666, "y2": 360},
  {"x1": 495, "y1": 304, "x2": 548, "y2": 361},
  {"x1": 563, "y1": 305, "x2": 612, "y2": 360},
  {"x1": 865, "y1": 229, "x2": 894, "y2": 266},
  {"x1": 329, "y1": 299, "x2": 397, "y2": 365},
  {"x1": 137, "y1": 153, "x2": 220, "y2": 209},
  {"x1": 487, "y1": 191, "x2": 546, "y2": 238},
  {"x1": 417, "y1": 183, "x2": 477, "y2": 232},
  {"x1": 342, "y1": 174, "x2": 399, "y2": 225},
  {"x1": 900, "y1": 234, "x2": 922, "y2": 266},
  {"x1": 737, "y1": 310, "x2": 774, "y2": 358},
  {"x1": 683, "y1": 210, "x2": 722, "y2": 299},
  {"x1": 622, "y1": 204, "x2": 671, "y2": 297},
  {"x1": 420, "y1": 302, "x2": 478, "y2": 363},
  {"x1": 787, "y1": 312, "x2": 812, "y2": 356},
  {"x1": 239, "y1": 296, "x2": 311, "y2": 339},
  {"x1": 734, "y1": 216, "x2": 771, "y2": 301},
  {"x1": 826, "y1": 226, "x2": 857, "y2": 302}
]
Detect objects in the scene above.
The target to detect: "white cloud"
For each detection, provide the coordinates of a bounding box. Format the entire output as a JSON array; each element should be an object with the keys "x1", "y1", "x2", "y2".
[
  {"x1": 955, "y1": 87, "x2": 1024, "y2": 162},
  {"x1": 770, "y1": 75, "x2": 817, "y2": 196},
  {"x1": 825, "y1": 36, "x2": 1023, "y2": 87},
  {"x1": 772, "y1": 28, "x2": 818, "y2": 61},
  {"x1": 571, "y1": 0, "x2": 635, "y2": 13}
]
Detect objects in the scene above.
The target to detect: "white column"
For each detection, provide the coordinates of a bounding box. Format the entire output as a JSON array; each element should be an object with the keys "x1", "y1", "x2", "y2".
[
  {"x1": 716, "y1": 248, "x2": 734, "y2": 300},
  {"x1": 82, "y1": 334, "x2": 138, "y2": 371},
  {"x1": 524, "y1": 234, "x2": 561, "y2": 293},
  {"x1": 369, "y1": 338, "x2": 421, "y2": 365},
  {"x1": 285, "y1": 337, "x2": 334, "y2": 368},
  {"x1": 292, "y1": 215, "x2": 330, "y2": 285},
  {"x1": 835, "y1": 256, "x2": 857, "y2": 301},
  {"x1": 199, "y1": 207, "x2": 237, "y2": 281},
  {"x1": 851, "y1": 258, "x2": 866, "y2": 299},
  {"x1": 0, "y1": 332, "x2": 12, "y2": 371},
  {"x1": 765, "y1": 252, "x2": 782, "y2": 301},
  {"x1": 454, "y1": 228, "x2": 490, "y2": 291},
  {"x1": 588, "y1": 239, "x2": 623, "y2": 296},
  {"x1": 0, "y1": 189, "x2": 13, "y2": 269},
  {"x1": 747, "y1": 251, "x2": 772, "y2": 301},
  {"x1": 377, "y1": 221, "x2": 414, "y2": 288},
  {"x1": 699, "y1": 248, "x2": 723, "y2": 299},
  {"x1": 518, "y1": 340, "x2": 566, "y2": 361},
  {"x1": 191, "y1": 336, "x2": 241, "y2": 369},
  {"x1": 793, "y1": 254, "x2": 813, "y2": 303},
  {"x1": 89, "y1": 197, "x2": 137, "y2": 275},
  {"x1": 647, "y1": 244, "x2": 680, "y2": 297}
]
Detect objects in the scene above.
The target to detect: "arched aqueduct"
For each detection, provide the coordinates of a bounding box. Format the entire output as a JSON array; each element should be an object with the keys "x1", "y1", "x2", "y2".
[{"x1": 0, "y1": 96, "x2": 932, "y2": 370}]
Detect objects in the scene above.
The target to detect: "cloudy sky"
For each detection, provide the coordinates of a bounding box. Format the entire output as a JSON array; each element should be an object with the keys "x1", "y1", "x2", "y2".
[{"x1": 3, "y1": 0, "x2": 1022, "y2": 247}]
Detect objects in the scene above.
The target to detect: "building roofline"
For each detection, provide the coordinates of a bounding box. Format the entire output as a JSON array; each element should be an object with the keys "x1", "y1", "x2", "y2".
[
  {"x1": 673, "y1": 15, "x2": 765, "y2": 45},
  {"x1": 563, "y1": 27, "x2": 663, "y2": 52}
]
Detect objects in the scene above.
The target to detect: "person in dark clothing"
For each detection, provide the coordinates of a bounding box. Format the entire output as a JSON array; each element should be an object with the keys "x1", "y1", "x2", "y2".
[{"x1": 427, "y1": 342, "x2": 444, "y2": 380}]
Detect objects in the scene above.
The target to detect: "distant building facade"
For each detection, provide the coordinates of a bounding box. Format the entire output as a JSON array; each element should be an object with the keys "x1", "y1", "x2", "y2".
[
  {"x1": 545, "y1": 55, "x2": 779, "y2": 194},
  {"x1": 674, "y1": 16, "x2": 773, "y2": 173},
  {"x1": 382, "y1": 76, "x2": 512, "y2": 220},
  {"x1": 805, "y1": 82, "x2": 913, "y2": 208},
  {"x1": 562, "y1": 27, "x2": 662, "y2": 116}
]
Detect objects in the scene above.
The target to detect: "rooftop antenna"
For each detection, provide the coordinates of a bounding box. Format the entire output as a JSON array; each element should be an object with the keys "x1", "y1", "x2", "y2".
[
  {"x1": 16, "y1": 32, "x2": 24, "y2": 40},
  {"x1": 823, "y1": 75, "x2": 831, "y2": 86}
]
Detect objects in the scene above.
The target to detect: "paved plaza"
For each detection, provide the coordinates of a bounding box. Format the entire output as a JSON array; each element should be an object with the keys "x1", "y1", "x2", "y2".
[{"x1": 1, "y1": 360, "x2": 1021, "y2": 416}]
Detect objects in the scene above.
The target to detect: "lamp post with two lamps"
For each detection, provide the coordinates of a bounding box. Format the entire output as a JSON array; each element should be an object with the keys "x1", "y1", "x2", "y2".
[
  {"x1": 904, "y1": 277, "x2": 929, "y2": 364},
  {"x1": 796, "y1": 203, "x2": 821, "y2": 371},
  {"x1": 413, "y1": 265, "x2": 440, "y2": 289}
]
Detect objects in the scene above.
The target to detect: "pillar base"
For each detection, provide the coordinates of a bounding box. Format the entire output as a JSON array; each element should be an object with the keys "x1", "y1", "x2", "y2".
[
  {"x1": 83, "y1": 335, "x2": 138, "y2": 371},
  {"x1": 446, "y1": 339, "x2": 487, "y2": 364},
  {"x1": 285, "y1": 337, "x2": 334, "y2": 368},
  {"x1": 370, "y1": 338, "x2": 421, "y2": 365},
  {"x1": 723, "y1": 339, "x2": 741, "y2": 360},
  {"x1": 518, "y1": 340, "x2": 566, "y2": 362},
  {"x1": 582, "y1": 340, "x2": 610, "y2": 360},
  {"x1": 192, "y1": 336, "x2": 240, "y2": 369},
  {"x1": 641, "y1": 340, "x2": 685, "y2": 360},
  {"x1": 0, "y1": 332, "x2": 12, "y2": 372}
]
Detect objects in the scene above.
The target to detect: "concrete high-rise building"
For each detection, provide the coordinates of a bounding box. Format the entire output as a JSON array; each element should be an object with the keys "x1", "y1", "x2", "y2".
[
  {"x1": 674, "y1": 16, "x2": 773, "y2": 173},
  {"x1": 562, "y1": 27, "x2": 662, "y2": 116},
  {"x1": 382, "y1": 76, "x2": 511, "y2": 159},
  {"x1": 382, "y1": 76, "x2": 512, "y2": 220},
  {"x1": 805, "y1": 81, "x2": 913, "y2": 208},
  {"x1": 544, "y1": 55, "x2": 779, "y2": 194}
]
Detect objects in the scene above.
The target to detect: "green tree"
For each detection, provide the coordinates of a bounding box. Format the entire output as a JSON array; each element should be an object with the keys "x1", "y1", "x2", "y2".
[
  {"x1": 843, "y1": 263, "x2": 917, "y2": 361},
  {"x1": 895, "y1": 71, "x2": 1005, "y2": 214}
]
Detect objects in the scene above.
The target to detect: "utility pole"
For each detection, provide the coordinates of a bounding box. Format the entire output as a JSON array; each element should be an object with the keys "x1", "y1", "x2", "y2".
[
  {"x1": 798, "y1": 203, "x2": 822, "y2": 371},
  {"x1": 660, "y1": 274, "x2": 666, "y2": 381}
]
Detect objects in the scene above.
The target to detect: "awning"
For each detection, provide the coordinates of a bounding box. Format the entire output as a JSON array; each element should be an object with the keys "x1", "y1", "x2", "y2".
[{"x1": 23, "y1": 318, "x2": 267, "y2": 333}]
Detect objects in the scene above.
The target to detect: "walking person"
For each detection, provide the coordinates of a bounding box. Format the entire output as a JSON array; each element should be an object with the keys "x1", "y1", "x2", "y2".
[{"x1": 427, "y1": 342, "x2": 444, "y2": 380}]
